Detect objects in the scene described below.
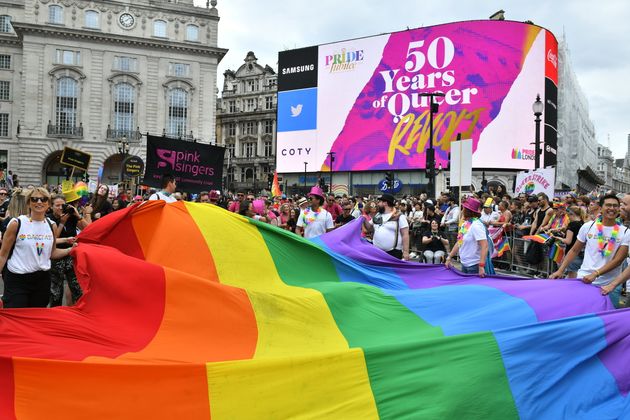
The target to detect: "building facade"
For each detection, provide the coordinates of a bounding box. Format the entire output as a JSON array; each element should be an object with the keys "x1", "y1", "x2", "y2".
[
  {"x1": 597, "y1": 139, "x2": 630, "y2": 194},
  {"x1": 0, "y1": 0, "x2": 225, "y2": 187},
  {"x1": 555, "y1": 36, "x2": 600, "y2": 192},
  {"x1": 216, "y1": 51, "x2": 276, "y2": 192}
]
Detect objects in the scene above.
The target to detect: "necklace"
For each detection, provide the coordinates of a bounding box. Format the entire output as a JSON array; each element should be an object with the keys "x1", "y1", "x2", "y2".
[
  {"x1": 457, "y1": 218, "x2": 478, "y2": 245},
  {"x1": 595, "y1": 216, "x2": 620, "y2": 257},
  {"x1": 301, "y1": 207, "x2": 321, "y2": 226}
]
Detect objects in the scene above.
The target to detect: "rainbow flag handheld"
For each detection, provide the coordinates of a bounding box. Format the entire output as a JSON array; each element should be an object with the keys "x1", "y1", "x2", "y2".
[
  {"x1": 0, "y1": 202, "x2": 628, "y2": 419},
  {"x1": 496, "y1": 237, "x2": 511, "y2": 257},
  {"x1": 271, "y1": 171, "x2": 282, "y2": 197},
  {"x1": 522, "y1": 233, "x2": 552, "y2": 244}
]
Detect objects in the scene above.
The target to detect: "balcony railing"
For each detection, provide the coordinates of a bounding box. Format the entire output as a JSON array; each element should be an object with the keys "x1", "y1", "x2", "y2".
[
  {"x1": 47, "y1": 121, "x2": 83, "y2": 138},
  {"x1": 106, "y1": 126, "x2": 142, "y2": 143},
  {"x1": 164, "y1": 129, "x2": 195, "y2": 142}
]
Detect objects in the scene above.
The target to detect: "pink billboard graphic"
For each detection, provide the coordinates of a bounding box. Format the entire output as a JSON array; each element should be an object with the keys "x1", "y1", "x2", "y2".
[{"x1": 276, "y1": 20, "x2": 558, "y2": 173}]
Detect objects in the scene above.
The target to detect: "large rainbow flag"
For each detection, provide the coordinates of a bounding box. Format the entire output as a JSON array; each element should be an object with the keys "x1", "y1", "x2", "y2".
[{"x1": 1, "y1": 201, "x2": 629, "y2": 419}]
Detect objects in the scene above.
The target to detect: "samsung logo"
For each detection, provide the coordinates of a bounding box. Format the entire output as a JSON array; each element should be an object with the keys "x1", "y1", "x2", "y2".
[{"x1": 282, "y1": 64, "x2": 315, "y2": 75}]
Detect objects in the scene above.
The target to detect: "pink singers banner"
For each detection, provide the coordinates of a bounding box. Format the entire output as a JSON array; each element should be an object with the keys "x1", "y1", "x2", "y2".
[{"x1": 276, "y1": 20, "x2": 558, "y2": 173}]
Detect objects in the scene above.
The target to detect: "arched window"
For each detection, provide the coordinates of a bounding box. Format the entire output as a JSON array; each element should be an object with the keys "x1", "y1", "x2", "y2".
[
  {"x1": 49, "y1": 5, "x2": 63, "y2": 24},
  {"x1": 85, "y1": 10, "x2": 99, "y2": 29},
  {"x1": 0, "y1": 15, "x2": 12, "y2": 32},
  {"x1": 153, "y1": 20, "x2": 167, "y2": 37},
  {"x1": 186, "y1": 25, "x2": 198, "y2": 41},
  {"x1": 114, "y1": 83, "x2": 135, "y2": 135},
  {"x1": 55, "y1": 77, "x2": 78, "y2": 134},
  {"x1": 167, "y1": 88, "x2": 188, "y2": 137}
]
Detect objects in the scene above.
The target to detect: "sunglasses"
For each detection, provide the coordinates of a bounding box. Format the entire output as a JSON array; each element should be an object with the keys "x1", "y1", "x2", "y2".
[
  {"x1": 0, "y1": 192, "x2": 7, "y2": 195},
  {"x1": 30, "y1": 196, "x2": 49, "y2": 203}
]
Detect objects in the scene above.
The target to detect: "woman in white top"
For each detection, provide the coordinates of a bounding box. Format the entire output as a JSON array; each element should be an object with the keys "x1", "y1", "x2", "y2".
[{"x1": 0, "y1": 187, "x2": 76, "y2": 308}]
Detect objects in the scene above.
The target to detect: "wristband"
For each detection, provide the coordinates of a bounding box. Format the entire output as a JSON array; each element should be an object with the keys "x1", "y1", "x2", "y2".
[
  {"x1": 478, "y1": 262, "x2": 486, "y2": 268},
  {"x1": 595, "y1": 269, "x2": 600, "y2": 278}
]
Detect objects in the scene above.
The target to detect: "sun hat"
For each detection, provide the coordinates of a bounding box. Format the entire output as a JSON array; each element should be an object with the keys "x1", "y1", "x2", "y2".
[
  {"x1": 297, "y1": 197, "x2": 308, "y2": 206},
  {"x1": 462, "y1": 197, "x2": 482, "y2": 214},
  {"x1": 483, "y1": 197, "x2": 494, "y2": 208},
  {"x1": 63, "y1": 187, "x2": 80, "y2": 204}
]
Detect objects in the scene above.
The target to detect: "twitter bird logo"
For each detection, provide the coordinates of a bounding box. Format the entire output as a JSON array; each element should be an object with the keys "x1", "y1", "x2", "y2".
[{"x1": 290, "y1": 104, "x2": 303, "y2": 117}]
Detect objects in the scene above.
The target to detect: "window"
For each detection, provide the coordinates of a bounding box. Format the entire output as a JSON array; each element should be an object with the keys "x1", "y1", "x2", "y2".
[
  {"x1": 265, "y1": 96, "x2": 273, "y2": 110},
  {"x1": 264, "y1": 141, "x2": 273, "y2": 157},
  {"x1": 153, "y1": 20, "x2": 167, "y2": 37},
  {"x1": 242, "y1": 121, "x2": 256, "y2": 135},
  {"x1": 113, "y1": 83, "x2": 135, "y2": 134},
  {"x1": 227, "y1": 122, "x2": 236, "y2": 136},
  {"x1": 48, "y1": 6, "x2": 63, "y2": 24},
  {"x1": 186, "y1": 25, "x2": 198, "y2": 41},
  {"x1": 263, "y1": 120, "x2": 273, "y2": 134},
  {"x1": 242, "y1": 142, "x2": 255, "y2": 158},
  {"x1": 228, "y1": 100, "x2": 236, "y2": 113},
  {"x1": 0, "y1": 15, "x2": 11, "y2": 33},
  {"x1": 267, "y1": 78, "x2": 276, "y2": 89},
  {"x1": 0, "y1": 113, "x2": 8, "y2": 137},
  {"x1": 85, "y1": 11, "x2": 99, "y2": 29},
  {"x1": 55, "y1": 77, "x2": 78, "y2": 132},
  {"x1": 226, "y1": 143, "x2": 235, "y2": 158},
  {"x1": 113, "y1": 56, "x2": 137, "y2": 72},
  {"x1": 167, "y1": 88, "x2": 188, "y2": 137},
  {"x1": 245, "y1": 98, "x2": 256, "y2": 112},
  {"x1": 55, "y1": 49, "x2": 81, "y2": 66},
  {"x1": 0, "y1": 81, "x2": 9, "y2": 100},
  {"x1": 0, "y1": 55, "x2": 10, "y2": 70},
  {"x1": 247, "y1": 80, "x2": 258, "y2": 92},
  {"x1": 169, "y1": 62, "x2": 190, "y2": 77}
]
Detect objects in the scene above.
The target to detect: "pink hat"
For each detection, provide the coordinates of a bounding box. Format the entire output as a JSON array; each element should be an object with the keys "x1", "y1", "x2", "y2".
[
  {"x1": 252, "y1": 199, "x2": 266, "y2": 215},
  {"x1": 209, "y1": 190, "x2": 220, "y2": 201},
  {"x1": 307, "y1": 185, "x2": 325, "y2": 199},
  {"x1": 462, "y1": 197, "x2": 482, "y2": 214}
]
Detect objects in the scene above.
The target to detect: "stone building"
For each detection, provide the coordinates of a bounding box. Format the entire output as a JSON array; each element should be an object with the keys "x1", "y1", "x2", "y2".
[
  {"x1": 216, "y1": 51, "x2": 276, "y2": 192},
  {"x1": 0, "y1": 0, "x2": 225, "y2": 187},
  {"x1": 597, "y1": 138, "x2": 630, "y2": 194}
]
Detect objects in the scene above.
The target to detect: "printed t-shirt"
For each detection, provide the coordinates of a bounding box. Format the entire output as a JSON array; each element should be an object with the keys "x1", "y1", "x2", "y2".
[{"x1": 576, "y1": 221, "x2": 630, "y2": 285}]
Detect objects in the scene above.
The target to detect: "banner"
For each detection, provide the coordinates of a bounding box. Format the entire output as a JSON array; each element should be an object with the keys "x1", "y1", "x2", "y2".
[
  {"x1": 449, "y1": 139, "x2": 472, "y2": 187},
  {"x1": 277, "y1": 20, "x2": 558, "y2": 173},
  {"x1": 143, "y1": 135, "x2": 225, "y2": 193},
  {"x1": 514, "y1": 168, "x2": 555, "y2": 198}
]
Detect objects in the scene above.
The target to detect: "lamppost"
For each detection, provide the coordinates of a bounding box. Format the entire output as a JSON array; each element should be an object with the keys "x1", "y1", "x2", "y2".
[
  {"x1": 327, "y1": 151, "x2": 335, "y2": 193},
  {"x1": 117, "y1": 136, "x2": 130, "y2": 186},
  {"x1": 303, "y1": 161, "x2": 308, "y2": 194},
  {"x1": 420, "y1": 92, "x2": 445, "y2": 199},
  {"x1": 532, "y1": 94, "x2": 544, "y2": 170}
]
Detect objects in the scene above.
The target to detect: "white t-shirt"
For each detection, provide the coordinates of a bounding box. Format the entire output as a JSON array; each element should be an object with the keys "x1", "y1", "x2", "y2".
[
  {"x1": 480, "y1": 211, "x2": 499, "y2": 225},
  {"x1": 7, "y1": 216, "x2": 55, "y2": 274},
  {"x1": 458, "y1": 219, "x2": 487, "y2": 267},
  {"x1": 577, "y1": 221, "x2": 630, "y2": 285},
  {"x1": 148, "y1": 191, "x2": 177, "y2": 203},
  {"x1": 371, "y1": 212, "x2": 409, "y2": 251},
  {"x1": 296, "y1": 207, "x2": 334, "y2": 239}
]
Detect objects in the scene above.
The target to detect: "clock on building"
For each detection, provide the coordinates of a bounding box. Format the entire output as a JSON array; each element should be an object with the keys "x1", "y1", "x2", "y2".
[{"x1": 119, "y1": 13, "x2": 135, "y2": 29}]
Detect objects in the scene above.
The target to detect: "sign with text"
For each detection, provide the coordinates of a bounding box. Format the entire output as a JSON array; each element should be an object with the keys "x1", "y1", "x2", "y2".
[
  {"x1": 60, "y1": 146, "x2": 91, "y2": 172},
  {"x1": 123, "y1": 156, "x2": 145, "y2": 178},
  {"x1": 277, "y1": 20, "x2": 558, "y2": 173},
  {"x1": 143, "y1": 135, "x2": 225, "y2": 193},
  {"x1": 514, "y1": 168, "x2": 555, "y2": 198}
]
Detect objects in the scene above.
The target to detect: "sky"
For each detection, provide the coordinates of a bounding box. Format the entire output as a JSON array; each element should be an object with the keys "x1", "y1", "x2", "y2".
[{"x1": 194, "y1": 0, "x2": 629, "y2": 159}]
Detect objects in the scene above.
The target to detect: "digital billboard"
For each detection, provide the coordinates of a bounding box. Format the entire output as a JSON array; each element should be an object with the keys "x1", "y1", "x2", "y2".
[{"x1": 277, "y1": 20, "x2": 558, "y2": 173}]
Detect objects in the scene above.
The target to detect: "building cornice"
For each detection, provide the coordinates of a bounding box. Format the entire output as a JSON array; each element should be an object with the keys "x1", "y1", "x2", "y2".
[{"x1": 11, "y1": 22, "x2": 228, "y2": 60}]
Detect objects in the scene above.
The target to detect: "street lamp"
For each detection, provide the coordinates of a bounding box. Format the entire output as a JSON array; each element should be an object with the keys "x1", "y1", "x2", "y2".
[
  {"x1": 420, "y1": 92, "x2": 445, "y2": 199},
  {"x1": 303, "y1": 161, "x2": 308, "y2": 194},
  {"x1": 117, "y1": 136, "x2": 130, "y2": 184},
  {"x1": 327, "y1": 151, "x2": 335, "y2": 193},
  {"x1": 532, "y1": 94, "x2": 544, "y2": 170}
]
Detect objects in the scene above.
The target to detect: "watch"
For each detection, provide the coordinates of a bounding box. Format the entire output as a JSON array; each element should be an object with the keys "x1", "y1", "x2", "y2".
[{"x1": 119, "y1": 13, "x2": 135, "y2": 29}]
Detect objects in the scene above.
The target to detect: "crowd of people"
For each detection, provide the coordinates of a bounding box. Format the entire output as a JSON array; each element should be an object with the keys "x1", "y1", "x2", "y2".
[{"x1": 0, "y1": 174, "x2": 629, "y2": 309}]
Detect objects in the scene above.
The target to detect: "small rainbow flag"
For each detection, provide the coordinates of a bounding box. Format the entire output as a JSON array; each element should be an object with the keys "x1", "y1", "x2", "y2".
[
  {"x1": 271, "y1": 171, "x2": 282, "y2": 198},
  {"x1": 496, "y1": 237, "x2": 511, "y2": 257},
  {"x1": 548, "y1": 241, "x2": 565, "y2": 264},
  {"x1": 523, "y1": 233, "x2": 551, "y2": 244}
]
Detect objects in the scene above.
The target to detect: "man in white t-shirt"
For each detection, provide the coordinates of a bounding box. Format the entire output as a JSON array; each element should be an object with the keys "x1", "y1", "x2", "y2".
[
  {"x1": 295, "y1": 186, "x2": 334, "y2": 239},
  {"x1": 363, "y1": 193, "x2": 410, "y2": 260},
  {"x1": 551, "y1": 194, "x2": 629, "y2": 307},
  {"x1": 480, "y1": 198, "x2": 499, "y2": 226},
  {"x1": 148, "y1": 174, "x2": 177, "y2": 203}
]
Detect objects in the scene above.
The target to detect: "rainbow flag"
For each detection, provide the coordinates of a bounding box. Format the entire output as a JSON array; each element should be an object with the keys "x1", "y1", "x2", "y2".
[
  {"x1": 496, "y1": 237, "x2": 511, "y2": 257},
  {"x1": 548, "y1": 241, "x2": 566, "y2": 264},
  {"x1": 0, "y1": 202, "x2": 628, "y2": 419},
  {"x1": 271, "y1": 171, "x2": 281, "y2": 197},
  {"x1": 522, "y1": 233, "x2": 551, "y2": 244}
]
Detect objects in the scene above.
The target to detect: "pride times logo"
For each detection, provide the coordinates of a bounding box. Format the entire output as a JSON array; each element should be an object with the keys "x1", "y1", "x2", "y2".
[{"x1": 511, "y1": 148, "x2": 536, "y2": 160}]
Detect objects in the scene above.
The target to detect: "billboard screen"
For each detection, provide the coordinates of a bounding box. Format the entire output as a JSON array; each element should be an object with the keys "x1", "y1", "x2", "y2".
[{"x1": 277, "y1": 20, "x2": 558, "y2": 173}]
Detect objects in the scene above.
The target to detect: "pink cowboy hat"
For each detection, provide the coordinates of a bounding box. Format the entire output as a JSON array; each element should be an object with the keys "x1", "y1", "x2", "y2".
[
  {"x1": 307, "y1": 185, "x2": 325, "y2": 199},
  {"x1": 462, "y1": 197, "x2": 482, "y2": 214}
]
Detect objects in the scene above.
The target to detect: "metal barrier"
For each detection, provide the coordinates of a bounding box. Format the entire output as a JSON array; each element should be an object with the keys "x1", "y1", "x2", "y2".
[{"x1": 496, "y1": 236, "x2": 552, "y2": 277}]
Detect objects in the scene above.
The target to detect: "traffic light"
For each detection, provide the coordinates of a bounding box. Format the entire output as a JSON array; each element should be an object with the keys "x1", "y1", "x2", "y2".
[
  {"x1": 267, "y1": 173, "x2": 273, "y2": 189},
  {"x1": 385, "y1": 171, "x2": 395, "y2": 190}
]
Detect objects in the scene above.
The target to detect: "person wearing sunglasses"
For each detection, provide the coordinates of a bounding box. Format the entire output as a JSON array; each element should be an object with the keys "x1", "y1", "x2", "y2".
[
  {"x1": 0, "y1": 187, "x2": 9, "y2": 223},
  {"x1": 0, "y1": 187, "x2": 77, "y2": 308}
]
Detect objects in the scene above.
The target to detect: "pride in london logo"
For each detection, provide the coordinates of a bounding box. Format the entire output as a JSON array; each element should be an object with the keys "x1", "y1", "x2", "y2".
[
  {"x1": 324, "y1": 48, "x2": 364, "y2": 73},
  {"x1": 511, "y1": 148, "x2": 536, "y2": 160}
]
